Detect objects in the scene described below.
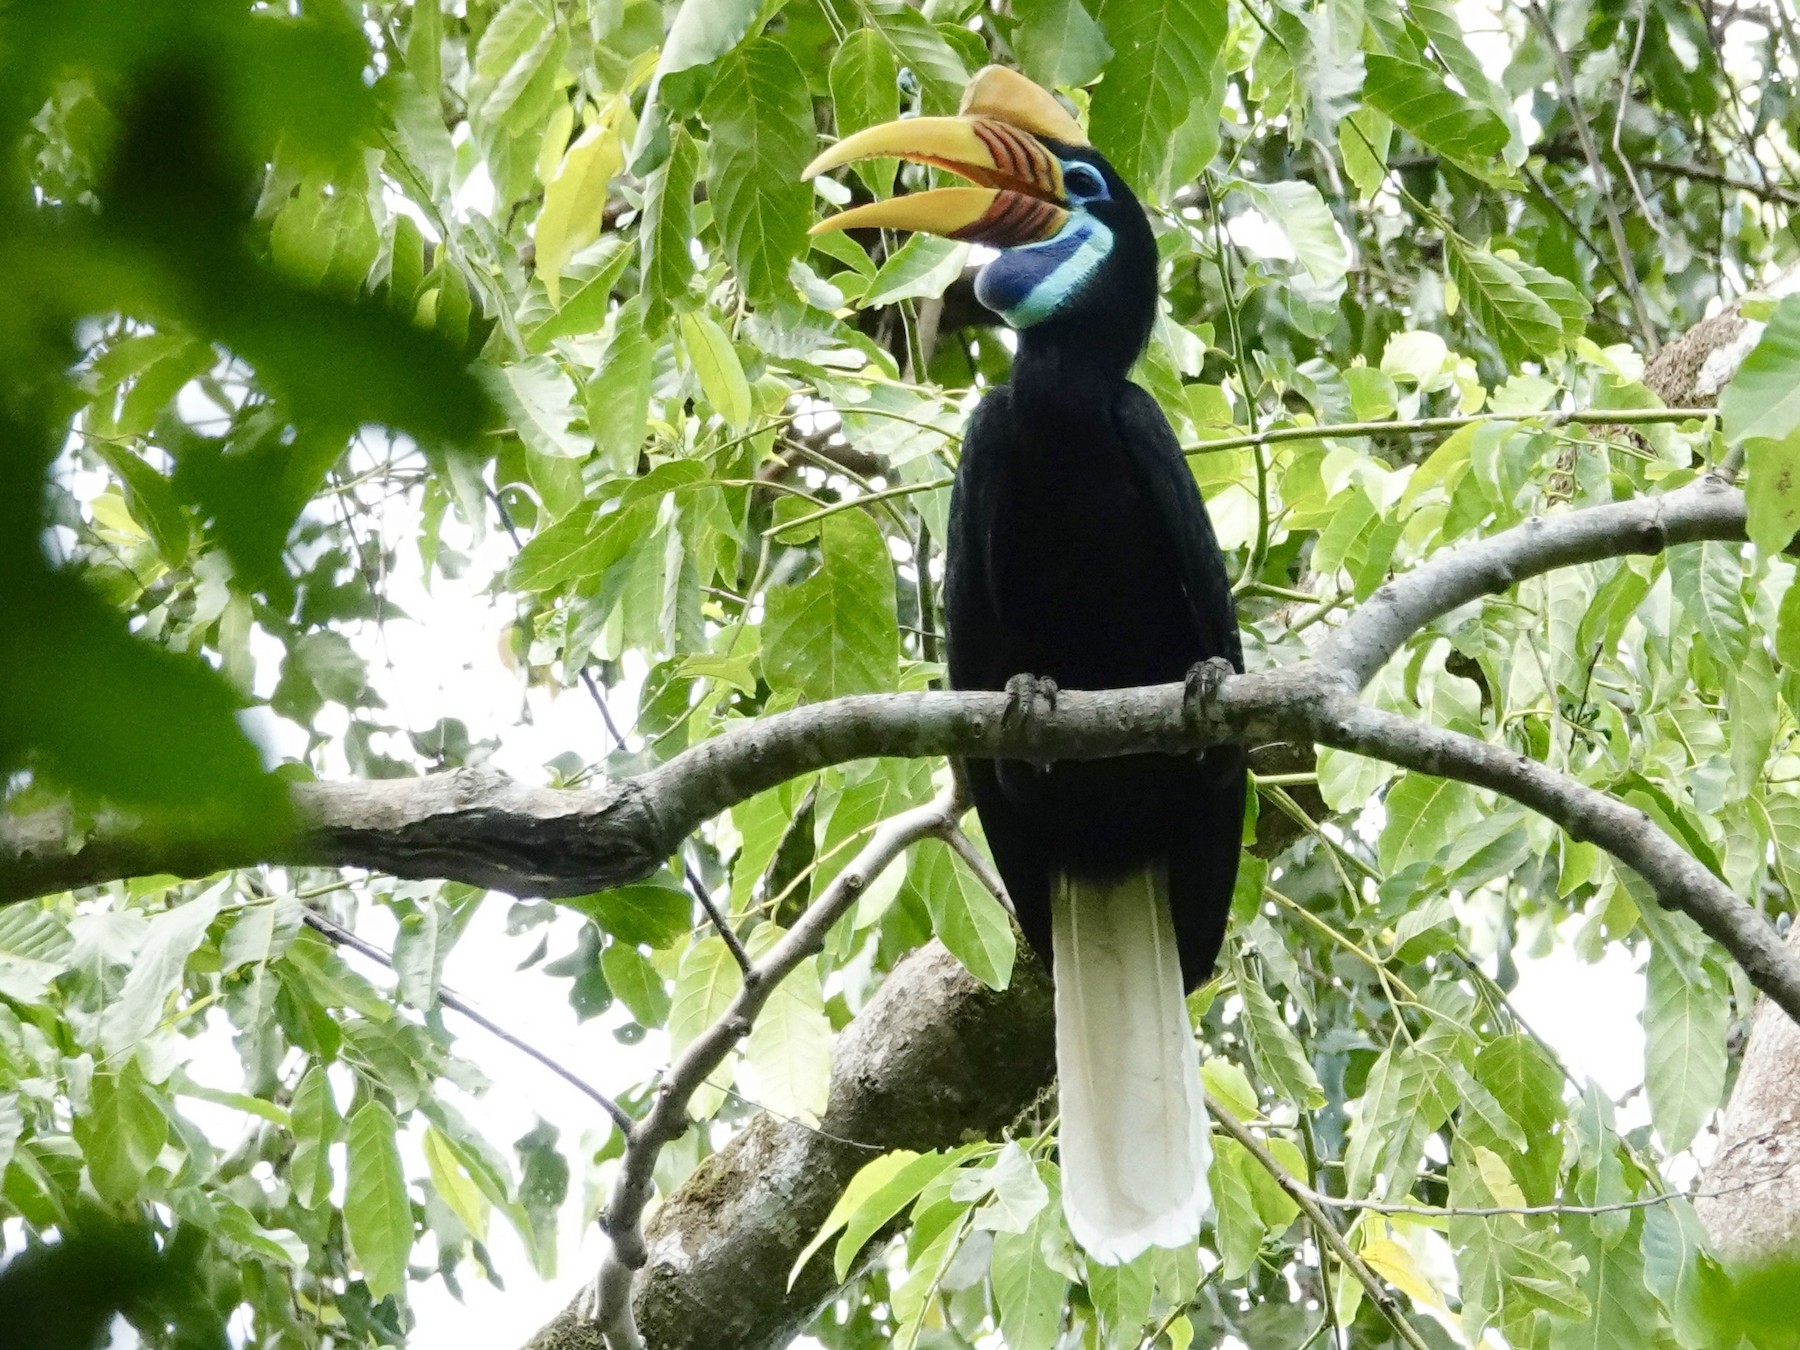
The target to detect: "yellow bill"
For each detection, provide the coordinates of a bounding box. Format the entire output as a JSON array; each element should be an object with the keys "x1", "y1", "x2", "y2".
[{"x1": 804, "y1": 69, "x2": 1082, "y2": 246}]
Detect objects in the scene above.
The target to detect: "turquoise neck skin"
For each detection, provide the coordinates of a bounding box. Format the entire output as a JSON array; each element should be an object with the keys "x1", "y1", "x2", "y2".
[{"x1": 975, "y1": 213, "x2": 1116, "y2": 330}]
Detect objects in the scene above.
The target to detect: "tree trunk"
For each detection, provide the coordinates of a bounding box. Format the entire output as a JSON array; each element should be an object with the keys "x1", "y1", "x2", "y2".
[{"x1": 1698, "y1": 921, "x2": 1800, "y2": 1267}]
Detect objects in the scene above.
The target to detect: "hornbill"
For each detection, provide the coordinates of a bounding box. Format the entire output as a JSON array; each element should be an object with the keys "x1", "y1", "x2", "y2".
[{"x1": 805, "y1": 67, "x2": 1245, "y2": 1263}]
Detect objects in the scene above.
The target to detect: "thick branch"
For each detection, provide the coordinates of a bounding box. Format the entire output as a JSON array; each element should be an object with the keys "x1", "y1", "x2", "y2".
[
  {"x1": 1698, "y1": 920, "x2": 1800, "y2": 1266},
  {"x1": 9, "y1": 478, "x2": 1800, "y2": 1031},
  {"x1": 1317, "y1": 473, "x2": 1746, "y2": 686},
  {"x1": 1314, "y1": 700, "x2": 1800, "y2": 1022}
]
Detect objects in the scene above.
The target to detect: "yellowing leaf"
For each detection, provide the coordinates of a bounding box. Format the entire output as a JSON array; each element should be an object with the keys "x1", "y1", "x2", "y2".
[
  {"x1": 1746, "y1": 428, "x2": 1800, "y2": 556},
  {"x1": 423, "y1": 1124, "x2": 491, "y2": 1239},
  {"x1": 534, "y1": 98, "x2": 626, "y2": 306},
  {"x1": 1360, "y1": 1232, "x2": 1448, "y2": 1312}
]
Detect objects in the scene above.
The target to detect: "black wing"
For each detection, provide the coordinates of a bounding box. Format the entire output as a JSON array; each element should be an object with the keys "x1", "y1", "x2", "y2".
[
  {"x1": 943, "y1": 388, "x2": 1055, "y2": 963},
  {"x1": 1109, "y1": 381, "x2": 1243, "y2": 672},
  {"x1": 1110, "y1": 381, "x2": 1247, "y2": 984}
]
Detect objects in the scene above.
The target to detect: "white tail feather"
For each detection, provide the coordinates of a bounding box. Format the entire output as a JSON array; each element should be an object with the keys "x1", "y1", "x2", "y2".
[{"x1": 1051, "y1": 865, "x2": 1211, "y2": 1263}]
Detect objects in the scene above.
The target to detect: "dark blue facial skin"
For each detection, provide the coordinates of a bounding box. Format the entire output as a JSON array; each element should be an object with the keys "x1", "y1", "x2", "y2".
[
  {"x1": 976, "y1": 143, "x2": 1159, "y2": 378},
  {"x1": 973, "y1": 153, "x2": 1120, "y2": 331}
]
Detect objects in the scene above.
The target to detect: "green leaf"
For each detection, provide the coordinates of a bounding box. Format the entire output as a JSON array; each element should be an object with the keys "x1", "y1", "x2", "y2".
[
  {"x1": 1011, "y1": 0, "x2": 1113, "y2": 89},
  {"x1": 1745, "y1": 428, "x2": 1800, "y2": 555},
  {"x1": 1344, "y1": 1036, "x2": 1456, "y2": 1200},
  {"x1": 1450, "y1": 1138, "x2": 1590, "y2": 1340},
  {"x1": 100, "y1": 892, "x2": 222, "y2": 1057},
  {"x1": 289, "y1": 1063, "x2": 340, "y2": 1210},
  {"x1": 534, "y1": 99, "x2": 626, "y2": 305},
  {"x1": 908, "y1": 838, "x2": 1016, "y2": 990},
  {"x1": 1362, "y1": 52, "x2": 1509, "y2": 170},
  {"x1": 874, "y1": 7, "x2": 971, "y2": 114},
  {"x1": 345, "y1": 1100, "x2": 413, "y2": 1301},
  {"x1": 1640, "y1": 1200, "x2": 1715, "y2": 1347},
  {"x1": 953, "y1": 1141, "x2": 1050, "y2": 1232},
  {"x1": 669, "y1": 935, "x2": 744, "y2": 1057},
  {"x1": 1234, "y1": 180, "x2": 1346, "y2": 288},
  {"x1": 584, "y1": 298, "x2": 655, "y2": 473},
  {"x1": 1644, "y1": 940, "x2": 1729, "y2": 1152},
  {"x1": 601, "y1": 943, "x2": 671, "y2": 1027},
  {"x1": 491, "y1": 356, "x2": 591, "y2": 459},
  {"x1": 1232, "y1": 951, "x2": 1326, "y2": 1109},
  {"x1": 0, "y1": 903, "x2": 72, "y2": 1004},
  {"x1": 81, "y1": 1063, "x2": 169, "y2": 1203},
  {"x1": 0, "y1": 1093, "x2": 22, "y2": 1176},
  {"x1": 1668, "y1": 539, "x2": 1750, "y2": 676},
  {"x1": 990, "y1": 1212, "x2": 1068, "y2": 1350},
  {"x1": 1555, "y1": 1214, "x2": 1660, "y2": 1350},
  {"x1": 1446, "y1": 236, "x2": 1568, "y2": 363},
  {"x1": 1722, "y1": 295, "x2": 1800, "y2": 445},
  {"x1": 5, "y1": 571, "x2": 292, "y2": 838},
  {"x1": 641, "y1": 126, "x2": 700, "y2": 323},
  {"x1": 1403, "y1": 0, "x2": 1520, "y2": 145},
  {"x1": 790, "y1": 1147, "x2": 965, "y2": 1286},
  {"x1": 679, "y1": 310, "x2": 752, "y2": 430},
  {"x1": 743, "y1": 926, "x2": 832, "y2": 1123},
  {"x1": 860, "y1": 235, "x2": 971, "y2": 310},
  {"x1": 764, "y1": 510, "x2": 900, "y2": 701},
  {"x1": 423, "y1": 1123, "x2": 490, "y2": 1240},
  {"x1": 703, "y1": 39, "x2": 814, "y2": 307},
  {"x1": 1379, "y1": 773, "x2": 1480, "y2": 873},
  {"x1": 96, "y1": 445, "x2": 192, "y2": 567},
  {"x1": 656, "y1": 0, "x2": 761, "y2": 83},
  {"x1": 1088, "y1": 1249, "x2": 1156, "y2": 1347},
  {"x1": 829, "y1": 31, "x2": 901, "y2": 197},
  {"x1": 392, "y1": 898, "x2": 451, "y2": 1010},
  {"x1": 1779, "y1": 579, "x2": 1800, "y2": 670},
  {"x1": 1340, "y1": 105, "x2": 1393, "y2": 197},
  {"x1": 835, "y1": 1149, "x2": 967, "y2": 1282},
  {"x1": 1209, "y1": 1134, "x2": 1268, "y2": 1279},
  {"x1": 573, "y1": 881, "x2": 693, "y2": 948},
  {"x1": 1089, "y1": 0, "x2": 1226, "y2": 198}
]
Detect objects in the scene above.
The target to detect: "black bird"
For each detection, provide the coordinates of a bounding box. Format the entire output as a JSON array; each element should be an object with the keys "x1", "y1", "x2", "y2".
[{"x1": 805, "y1": 67, "x2": 1245, "y2": 1262}]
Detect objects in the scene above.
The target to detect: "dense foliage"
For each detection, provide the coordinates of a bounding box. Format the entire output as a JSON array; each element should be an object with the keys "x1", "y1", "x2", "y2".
[{"x1": 7, "y1": 0, "x2": 1800, "y2": 1346}]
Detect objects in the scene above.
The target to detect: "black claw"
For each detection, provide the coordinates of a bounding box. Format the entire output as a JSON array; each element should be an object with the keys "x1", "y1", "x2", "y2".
[
  {"x1": 1001, "y1": 673, "x2": 1059, "y2": 731},
  {"x1": 1182, "y1": 657, "x2": 1235, "y2": 723}
]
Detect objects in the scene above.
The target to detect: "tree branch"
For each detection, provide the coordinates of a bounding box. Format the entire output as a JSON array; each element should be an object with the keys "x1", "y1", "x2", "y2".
[
  {"x1": 588, "y1": 786, "x2": 969, "y2": 1348},
  {"x1": 8, "y1": 478, "x2": 1799, "y2": 1032}
]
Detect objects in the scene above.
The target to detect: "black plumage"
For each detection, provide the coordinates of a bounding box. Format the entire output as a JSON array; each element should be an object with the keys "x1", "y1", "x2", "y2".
[
  {"x1": 803, "y1": 69, "x2": 1245, "y2": 1257},
  {"x1": 944, "y1": 146, "x2": 1246, "y2": 992}
]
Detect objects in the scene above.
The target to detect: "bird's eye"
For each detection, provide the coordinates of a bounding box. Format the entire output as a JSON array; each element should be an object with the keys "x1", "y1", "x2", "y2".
[{"x1": 1063, "y1": 162, "x2": 1107, "y2": 201}]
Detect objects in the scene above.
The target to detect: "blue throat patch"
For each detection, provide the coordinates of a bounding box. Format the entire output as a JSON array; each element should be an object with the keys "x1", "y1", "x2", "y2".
[{"x1": 974, "y1": 214, "x2": 1114, "y2": 329}]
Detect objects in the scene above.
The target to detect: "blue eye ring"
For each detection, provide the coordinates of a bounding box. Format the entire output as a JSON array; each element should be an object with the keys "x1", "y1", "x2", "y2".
[{"x1": 1063, "y1": 162, "x2": 1108, "y2": 202}]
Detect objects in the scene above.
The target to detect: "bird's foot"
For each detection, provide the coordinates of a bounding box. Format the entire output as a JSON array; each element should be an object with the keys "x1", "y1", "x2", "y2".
[
  {"x1": 1001, "y1": 674, "x2": 1059, "y2": 773},
  {"x1": 1182, "y1": 657, "x2": 1236, "y2": 728},
  {"x1": 1001, "y1": 673, "x2": 1059, "y2": 731}
]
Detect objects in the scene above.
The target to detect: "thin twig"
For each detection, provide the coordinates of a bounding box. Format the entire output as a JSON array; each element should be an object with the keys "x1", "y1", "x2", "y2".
[
  {"x1": 300, "y1": 909, "x2": 635, "y2": 1135},
  {"x1": 1206, "y1": 1095, "x2": 1434, "y2": 1350},
  {"x1": 1637, "y1": 158, "x2": 1800, "y2": 208},
  {"x1": 1611, "y1": 0, "x2": 1665, "y2": 237},
  {"x1": 1523, "y1": 0, "x2": 1658, "y2": 347}
]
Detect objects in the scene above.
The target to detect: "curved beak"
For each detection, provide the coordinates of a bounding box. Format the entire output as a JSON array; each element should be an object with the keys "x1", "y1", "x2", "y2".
[{"x1": 803, "y1": 114, "x2": 1071, "y2": 247}]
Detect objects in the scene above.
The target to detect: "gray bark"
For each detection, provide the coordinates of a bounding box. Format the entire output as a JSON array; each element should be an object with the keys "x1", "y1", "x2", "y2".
[{"x1": 1699, "y1": 922, "x2": 1800, "y2": 1268}]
